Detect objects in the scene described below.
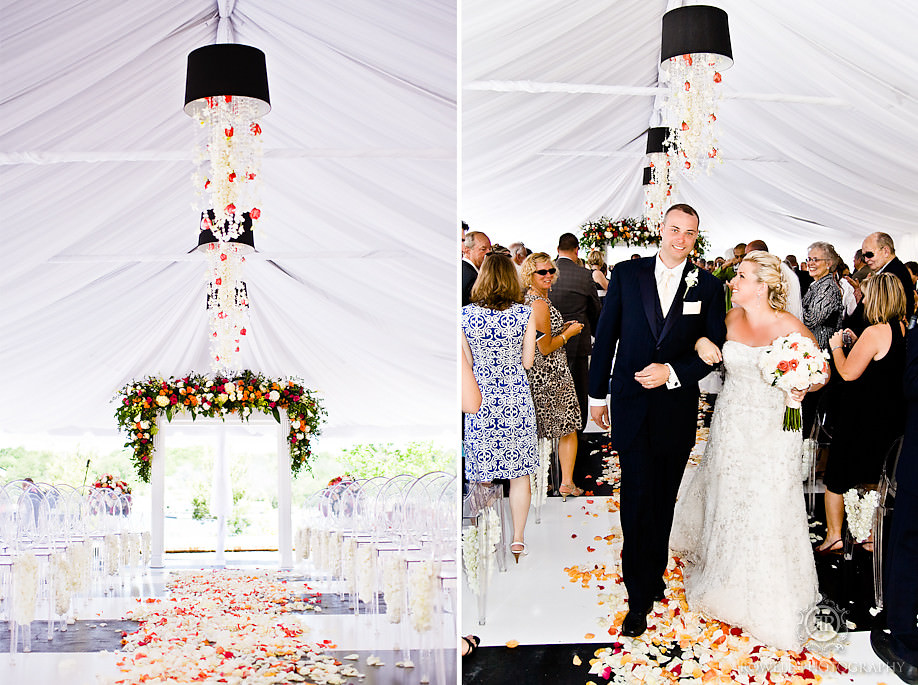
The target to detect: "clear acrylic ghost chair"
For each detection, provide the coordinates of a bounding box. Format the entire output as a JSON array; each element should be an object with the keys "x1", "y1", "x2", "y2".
[
  {"x1": 8, "y1": 484, "x2": 52, "y2": 658},
  {"x1": 0, "y1": 487, "x2": 15, "y2": 621},
  {"x1": 462, "y1": 481, "x2": 505, "y2": 626},
  {"x1": 873, "y1": 435, "x2": 903, "y2": 610}
]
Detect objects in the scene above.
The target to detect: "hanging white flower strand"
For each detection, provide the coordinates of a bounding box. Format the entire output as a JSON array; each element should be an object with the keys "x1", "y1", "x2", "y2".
[
  {"x1": 661, "y1": 54, "x2": 724, "y2": 176},
  {"x1": 206, "y1": 242, "x2": 250, "y2": 374},
  {"x1": 643, "y1": 158, "x2": 674, "y2": 230},
  {"x1": 192, "y1": 95, "x2": 263, "y2": 240}
]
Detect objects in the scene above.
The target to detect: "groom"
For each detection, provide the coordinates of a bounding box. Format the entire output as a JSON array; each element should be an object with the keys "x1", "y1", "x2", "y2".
[{"x1": 589, "y1": 204, "x2": 726, "y2": 637}]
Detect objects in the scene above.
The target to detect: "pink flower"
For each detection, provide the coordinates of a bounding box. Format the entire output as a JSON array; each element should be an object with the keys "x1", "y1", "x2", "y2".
[{"x1": 250, "y1": 207, "x2": 261, "y2": 220}]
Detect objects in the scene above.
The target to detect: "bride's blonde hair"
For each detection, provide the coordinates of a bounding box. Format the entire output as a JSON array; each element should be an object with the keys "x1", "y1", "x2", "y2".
[{"x1": 742, "y1": 250, "x2": 789, "y2": 312}]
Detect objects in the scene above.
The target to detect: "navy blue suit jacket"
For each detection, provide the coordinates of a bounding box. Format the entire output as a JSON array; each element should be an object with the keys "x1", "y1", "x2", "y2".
[{"x1": 589, "y1": 256, "x2": 727, "y2": 453}]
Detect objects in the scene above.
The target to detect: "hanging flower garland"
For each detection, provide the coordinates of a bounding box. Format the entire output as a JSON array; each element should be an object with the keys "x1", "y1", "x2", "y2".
[
  {"x1": 205, "y1": 242, "x2": 250, "y2": 374},
  {"x1": 643, "y1": 159, "x2": 674, "y2": 230},
  {"x1": 115, "y1": 371, "x2": 326, "y2": 482},
  {"x1": 843, "y1": 488, "x2": 879, "y2": 543},
  {"x1": 191, "y1": 95, "x2": 264, "y2": 240},
  {"x1": 579, "y1": 216, "x2": 708, "y2": 258},
  {"x1": 661, "y1": 54, "x2": 725, "y2": 176}
]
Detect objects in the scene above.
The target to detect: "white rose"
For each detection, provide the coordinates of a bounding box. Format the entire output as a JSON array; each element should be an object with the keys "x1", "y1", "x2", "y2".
[
  {"x1": 297, "y1": 433, "x2": 304, "y2": 440},
  {"x1": 155, "y1": 396, "x2": 169, "y2": 407},
  {"x1": 143, "y1": 433, "x2": 149, "y2": 439},
  {"x1": 140, "y1": 420, "x2": 150, "y2": 429},
  {"x1": 203, "y1": 402, "x2": 210, "y2": 409},
  {"x1": 224, "y1": 382, "x2": 235, "y2": 394},
  {"x1": 304, "y1": 425, "x2": 311, "y2": 433},
  {"x1": 268, "y1": 390, "x2": 280, "y2": 402},
  {"x1": 218, "y1": 393, "x2": 228, "y2": 403}
]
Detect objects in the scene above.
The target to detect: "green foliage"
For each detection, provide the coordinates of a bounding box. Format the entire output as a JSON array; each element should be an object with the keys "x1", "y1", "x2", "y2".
[
  {"x1": 191, "y1": 494, "x2": 211, "y2": 520},
  {"x1": 338, "y1": 441, "x2": 456, "y2": 479}
]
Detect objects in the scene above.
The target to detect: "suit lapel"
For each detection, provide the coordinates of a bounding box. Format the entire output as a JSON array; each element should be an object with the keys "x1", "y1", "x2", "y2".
[
  {"x1": 638, "y1": 258, "x2": 661, "y2": 340},
  {"x1": 658, "y1": 261, "x2": 693, "y2": 344}
]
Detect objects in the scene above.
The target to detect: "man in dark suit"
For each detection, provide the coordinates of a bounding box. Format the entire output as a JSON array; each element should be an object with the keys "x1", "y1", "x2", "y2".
[
  {"x1": 588, "y1": 204, "x2": 727, "y2": 637},
  {"x1": 548, "y1": 233, "x2": 601, "y2": 427},
  {"x1": 461, "y1": 230, "x2": 491, "y2": 306},
  {"x1": 846, "y1": 232, "x2": 915, "y2": 334},
  {"x1": 870, "y1": 324, "x2": 918, "y2": 684}
]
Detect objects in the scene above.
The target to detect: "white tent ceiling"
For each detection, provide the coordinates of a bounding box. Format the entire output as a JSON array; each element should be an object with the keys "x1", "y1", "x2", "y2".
[
  {"x1": 462, "y1": 0, "x2": 918, "y2": 264},
  {"x1": 0, "y1": 1, "x2": 457, "y2": 439},
  {"x1": 4, "y1": 1, "x2": 917, "y2": 442}
]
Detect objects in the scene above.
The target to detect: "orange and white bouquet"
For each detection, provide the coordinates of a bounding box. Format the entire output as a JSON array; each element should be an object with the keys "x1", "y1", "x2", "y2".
[{"x1": 758, "y1": 332, "x2": 829, "y2": 431}]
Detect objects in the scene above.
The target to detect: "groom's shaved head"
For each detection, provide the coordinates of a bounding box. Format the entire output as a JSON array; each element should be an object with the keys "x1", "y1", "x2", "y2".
[{"x1": 745, "y1": 240, "x2": 768, "y2": 254}]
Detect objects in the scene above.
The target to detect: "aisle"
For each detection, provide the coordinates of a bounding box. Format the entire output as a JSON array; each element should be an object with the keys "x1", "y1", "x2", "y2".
[
  {"x1": 461, "y1": 489, "x2": 896, "y2": 684},
  {"x1": 0, "y1": 552, "x2": 455, "y2": 685}
]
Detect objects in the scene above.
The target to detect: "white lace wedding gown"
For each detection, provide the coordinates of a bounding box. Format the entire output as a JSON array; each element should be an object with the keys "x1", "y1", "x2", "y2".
[{"x1": 670, "y1": 340, "x2": 820, "y2": 651}]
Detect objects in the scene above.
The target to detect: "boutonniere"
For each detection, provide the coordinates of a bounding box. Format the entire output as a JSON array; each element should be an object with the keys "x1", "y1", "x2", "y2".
[{"x1": 684, "y1": 268, "x2": 698, "y2": 290}]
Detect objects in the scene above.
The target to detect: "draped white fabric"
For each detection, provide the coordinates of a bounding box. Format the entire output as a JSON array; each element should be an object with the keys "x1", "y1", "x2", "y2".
[
  {"x1": 462, "y1": 0, "x2": 918, "y2": 260},
  {"x1": 0, "y1": 1, "x2": 457, "y2": 437}
]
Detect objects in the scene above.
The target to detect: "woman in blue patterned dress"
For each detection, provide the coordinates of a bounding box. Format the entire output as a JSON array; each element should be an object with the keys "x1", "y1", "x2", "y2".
[{"x1": 462, "y1": 252, "x2": 538, "y2": 562}]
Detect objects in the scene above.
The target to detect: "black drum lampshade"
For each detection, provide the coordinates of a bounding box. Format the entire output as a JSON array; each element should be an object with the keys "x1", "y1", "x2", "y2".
[
  {"x1": 646, "y1": 127, "x2": 674, "y2": 155},
  {"x1": 661, "y1": 5, "x2": 733, "y2": 69},
  {"x1": 195, "y1": 210, "x2": 256, "y2": 254},
  {"x1": 184, "y1": 44, "x2": 270, "y2": 117}
]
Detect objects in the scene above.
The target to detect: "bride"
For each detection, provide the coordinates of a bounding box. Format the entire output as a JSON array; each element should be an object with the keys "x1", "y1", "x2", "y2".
[{"x1": 670, "y1": 251, "x2": 824, "y2": 651}]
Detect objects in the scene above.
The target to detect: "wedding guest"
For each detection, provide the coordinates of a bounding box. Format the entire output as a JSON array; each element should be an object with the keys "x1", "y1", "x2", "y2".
[
  {"x1": 509, "y1": 242, "x2": 528, "y2": 268},
  {"x1": 835, "y1": 262, "x2": 858, "y2": 317},
  {"x1": 521, "y1": 253, "x2": 585, "y2": 500},
  {"x1": 802, "y1": 241, "x2": 844, "y2": 352},
  {"x1": 816, "y1": 273, "x2": 907, "y2": 554},
  {"x1": 906, "y1": 260, "x2": 918, "y2": 289},
  {"x1": 462, "y1": 230, "x2": 491, "y2": 306},
  {"x1": 713, "y1": 243, "x2": 746, "y2": 282},
  {"x1": 586, "y1": 250, "x2": 609, "y2": 293},
  {"x1": 852, "y1": 248, "x2": 871, "y2": 282},
  {"x1": 548, "y1": 233, "x2": 601, "y2": 428},
  {"x1": 847, "y1": 232, "x2": 916, "y2": 332},
  {"x1": 462, "y1": 253, "x2": 538, "y2": 562},
  {"x1": 461, "y1": 347, "x2": 482, "y2": 414},
  {"x1": 870, "y1": 323, "x2": 918, "y2": 682},
  {"x1": 801, "y1": 241, "x2": 844, "y2": 434},
  {"x1": 631, "y1": 253, "x2": 641, "y2": 260}
]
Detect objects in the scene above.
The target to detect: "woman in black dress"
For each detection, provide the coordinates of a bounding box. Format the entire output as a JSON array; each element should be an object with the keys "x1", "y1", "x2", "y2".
[{"x1": 817, "y1": 273, "x2": 907, "y2": 553}]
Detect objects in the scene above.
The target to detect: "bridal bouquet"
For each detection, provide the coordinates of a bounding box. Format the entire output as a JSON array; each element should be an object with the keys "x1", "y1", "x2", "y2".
[{"x1": 759, "y1": 333, "x2": 829, "y2": 431}]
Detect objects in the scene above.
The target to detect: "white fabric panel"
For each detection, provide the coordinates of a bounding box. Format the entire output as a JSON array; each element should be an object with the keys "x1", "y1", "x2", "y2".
[
  {"x1": 462, "y1": 0, "x2": 918, "y2": 264},
  {"x1": 0, "y1": 1, "x2": 457, "y2": 438}
]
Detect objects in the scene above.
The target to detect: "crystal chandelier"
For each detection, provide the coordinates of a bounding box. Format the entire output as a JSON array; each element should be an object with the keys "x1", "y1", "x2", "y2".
[
  {"x1": 659, "y1": 5, "x2": 732, "y2": 176},
  {"x1": 184, "y1": 44, "x2": 270, "y2": 373},
  {"x1": 643, "y1": 127, "x2": 675, "y2": 230}
]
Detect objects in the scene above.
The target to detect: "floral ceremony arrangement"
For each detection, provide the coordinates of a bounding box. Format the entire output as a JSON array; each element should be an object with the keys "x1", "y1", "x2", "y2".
[
  {"x1": 843, "y1": 488, "x2": 879, "y2": 543},
  {"x1": 579, "y1": 215, "x2": 708, "y2": 258},
  {"x1": 758, "y1": 333, "x2": 830, "y2": 431},
  {"x1": 115, "y1": 371, "x2": 326, "y2": 482},
  {"x1": 93, "y1": 474, "x2": 132, "y2": 494}
]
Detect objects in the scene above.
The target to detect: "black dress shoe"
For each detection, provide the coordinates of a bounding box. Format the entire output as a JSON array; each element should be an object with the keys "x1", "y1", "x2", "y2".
[
  {"x1": 871, "y1": 629, "x2": 918, "y2": 684},
  {"x1": 621, "y1": 610, "x2": 648, "y2": 638}
]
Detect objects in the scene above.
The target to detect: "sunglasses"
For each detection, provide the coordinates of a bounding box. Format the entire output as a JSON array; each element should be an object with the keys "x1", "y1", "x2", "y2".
[
  {"x1": 805, "y1": 257, "x2": 827, "y2": 263},
  {"x1": 534, "y1": 268, "x2": 557, "y2": 276},
  {"x1": 862, "y1": 251, "x2": 875, "y2": 259}
]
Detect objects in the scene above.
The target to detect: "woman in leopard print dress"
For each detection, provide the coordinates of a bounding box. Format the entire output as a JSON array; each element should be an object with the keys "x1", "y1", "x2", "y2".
[{"x1": 521, "y1": 253, "x2": 584, "y2": 499}]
